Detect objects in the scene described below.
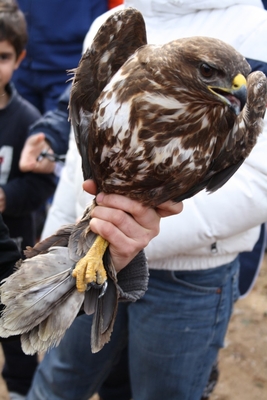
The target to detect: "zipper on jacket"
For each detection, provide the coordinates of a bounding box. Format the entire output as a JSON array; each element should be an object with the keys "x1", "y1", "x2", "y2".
[{"x1": 211, "y1": 242, "x2": 218, "y2": 254}]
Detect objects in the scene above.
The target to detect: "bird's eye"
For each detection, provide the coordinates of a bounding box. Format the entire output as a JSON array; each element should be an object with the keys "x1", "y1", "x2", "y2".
[{"x1": 199, "y1": 63, "x2": 214, "y2": 78}]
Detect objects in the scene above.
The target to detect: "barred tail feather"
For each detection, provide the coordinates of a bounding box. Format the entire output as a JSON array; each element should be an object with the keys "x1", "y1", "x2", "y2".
[
  {"x1": 0, "y1": 247, "x2": 83, "y2": 345},
  {"x1": 21, "y1": 288, "x2": 84, "y2": 355}
]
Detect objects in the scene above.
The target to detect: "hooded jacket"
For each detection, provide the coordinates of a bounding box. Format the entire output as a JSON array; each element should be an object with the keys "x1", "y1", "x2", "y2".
[
  {"x1": 0, "y1": 84, "x2": 56, "y2": 251},
  {"x1": 16, "y1": 0, "x2": 108, "y2": 71},
  {"x1": 42, "y1": 0, "x2": 267, "y2": 271}
]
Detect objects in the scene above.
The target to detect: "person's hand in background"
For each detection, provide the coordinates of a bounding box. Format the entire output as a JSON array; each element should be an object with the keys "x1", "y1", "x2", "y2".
[{"x1": 19, "y1": 133, "x2": 55, "y2": 174}]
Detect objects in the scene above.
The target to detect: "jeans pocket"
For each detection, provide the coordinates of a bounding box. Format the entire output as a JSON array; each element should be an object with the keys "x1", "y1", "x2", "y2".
[
  {"x1": 171, "y1": 270, "x2": 222, "y2": 295},
  {"x1": 165, "y1": 270, "x2": 223, "y2": 330}
]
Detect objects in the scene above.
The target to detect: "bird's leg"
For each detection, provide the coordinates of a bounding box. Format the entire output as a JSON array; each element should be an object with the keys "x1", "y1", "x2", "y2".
[{"x1": 72, "y1": 235, "x2": 109, "y2": 293}]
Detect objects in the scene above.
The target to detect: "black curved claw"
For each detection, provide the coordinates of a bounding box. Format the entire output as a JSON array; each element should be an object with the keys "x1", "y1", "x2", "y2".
[
  {"x1": 86, "y1": 280, "x2": 108, "y2": 297},
  {"x1": 98, "y1": 281, "x2": 108, "y2": 298}
]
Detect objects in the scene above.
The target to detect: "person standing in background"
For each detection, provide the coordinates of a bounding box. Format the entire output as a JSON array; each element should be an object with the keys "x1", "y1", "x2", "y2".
[
  {"x1": 0, "y1": 2, "x2": 56, "y2": 400},
  {"x1": 12, "y1": 0, "x2": 109, "y2": 114}
]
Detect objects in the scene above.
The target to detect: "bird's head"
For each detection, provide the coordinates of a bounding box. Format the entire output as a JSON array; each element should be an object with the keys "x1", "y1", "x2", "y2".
[
  {"x1": 168, "y1": 36, "x2": 251, "y2": 115},
  {"x1": 204, "y1": 68, "x2": 247, "y2": 115}
]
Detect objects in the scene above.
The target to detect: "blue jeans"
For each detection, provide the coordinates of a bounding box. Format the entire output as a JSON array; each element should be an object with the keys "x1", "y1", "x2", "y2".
[
  {"x1": 26, "y1": 304, "x2": 130, "y2": 400},
  {"x1": 26, "y1": 258, "x2": 239, "y2": 400}
]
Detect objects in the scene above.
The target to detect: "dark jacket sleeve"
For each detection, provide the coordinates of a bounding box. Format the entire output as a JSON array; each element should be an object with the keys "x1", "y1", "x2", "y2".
[
  {"x1": 29, "y1": 84, "x2": 71, "y2": 155},
  {"x1": 0, "y1": 215, "x2": 20, "y2": 281},
  {"x1": 117, "y1": 250, "x2": 149, "y2": 302},
  {"x1": 246, "y1": 58, "x2": 267, "y2": 76},
  {"x1": 1, "y1": 173, "x2": 56, "y2": 217}
]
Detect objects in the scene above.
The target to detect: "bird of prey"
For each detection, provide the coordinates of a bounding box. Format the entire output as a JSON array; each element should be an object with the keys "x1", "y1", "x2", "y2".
[{"x1": 0, "y1": 7, "x2": 266, "y2": 354}]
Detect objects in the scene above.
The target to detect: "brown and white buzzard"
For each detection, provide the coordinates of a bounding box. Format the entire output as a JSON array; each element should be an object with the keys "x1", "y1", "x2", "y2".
[{"x1": 0, "y1": 7, "x2": 266, "y2": 354}]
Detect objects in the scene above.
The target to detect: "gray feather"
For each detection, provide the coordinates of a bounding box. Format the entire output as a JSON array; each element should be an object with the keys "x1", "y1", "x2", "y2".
[
  {"x1": 21, "y1": 288, "x2": 84, "y2": 355},
  {"x1": 90, "y1": 252, "x2": 119, "y2": 353},
  {"x1": 68, "y1": 203, "x2": 97, "y2": 262},
  {"x1": 84, "y1": 288, "x2": 99, "y2": 315},
  {"x1": 0, "y1": 247, "x2": 84, "y2": 340}
]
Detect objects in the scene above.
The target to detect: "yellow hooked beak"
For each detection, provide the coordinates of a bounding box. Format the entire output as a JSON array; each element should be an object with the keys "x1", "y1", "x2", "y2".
[
  {"x1": 208, "y1": 73, "x2": 247, "y2": 115},
  {"x1": 232, "y1": 73, "x2": 247, "y2": 92}
]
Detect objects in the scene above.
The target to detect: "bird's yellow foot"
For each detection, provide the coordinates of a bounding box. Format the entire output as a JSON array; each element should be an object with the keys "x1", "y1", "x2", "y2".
[{"x1": 72, "y1": 235, "x2": 109, "y2": 293}]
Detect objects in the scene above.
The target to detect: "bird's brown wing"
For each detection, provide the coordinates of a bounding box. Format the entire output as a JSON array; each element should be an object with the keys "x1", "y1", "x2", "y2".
[{"x1": 69, "y1": 7, "x2": 147, "y2": 180}]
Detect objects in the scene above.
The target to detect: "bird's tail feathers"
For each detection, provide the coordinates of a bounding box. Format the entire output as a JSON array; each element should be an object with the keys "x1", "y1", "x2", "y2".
[
  {"x1": 90, "y1": 252, "x2": 119, "y2": 353},
  {"x1": 68, "y1": 204, "x2": 98, "y2": 262},
  {"x1": 90, "y1": 277, "x2": 119, "y2": 353},
  {"x1": 0, "y1": 247, "x2": 84, "y2": 352},
  {"x1": 21, "y1": 287, "x2": 84, "y2": 355}
]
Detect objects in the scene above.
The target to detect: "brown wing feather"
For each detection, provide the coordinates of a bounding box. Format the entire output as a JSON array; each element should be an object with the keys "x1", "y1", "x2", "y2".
[
  {"x1": 24, "y1": 225, "x2": 75, "y2": 258},
  {"x1": 70, "y1": 8, "x2": 147, "y2": 112},
  {"x1": 69, "y1": 7, "x2": 147, "y2": 181}
]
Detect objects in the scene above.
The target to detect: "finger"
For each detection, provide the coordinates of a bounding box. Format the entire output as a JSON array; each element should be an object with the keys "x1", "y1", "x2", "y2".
[
  {"x1": 89, "y1": 217, "x2": 145, "y2": 272},
  {"x1": 83, "y1": 180, "x2": 97, "y2": 195},
  {"x1": 155, "y1": 201, "x2": 183, "y2": 218},
  {"x1": 95, "y1": 193, "x2": 183, "y2": 221},
  {"x1": 31, "y1": 132, "x2": 46, "y2": 144},
  {"x1": 19, "y1": 133, "x2": 47, "y2": 172},
  {"x1": 95, "y1": 192, "x2": 157, "y2": 230},
  {"x1": 91, "y1": 205, "x2": 155, "y2": 242}
]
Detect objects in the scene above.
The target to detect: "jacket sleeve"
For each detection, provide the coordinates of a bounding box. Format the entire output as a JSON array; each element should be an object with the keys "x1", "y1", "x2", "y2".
[
  {"x1": 29, "y1": 84, "x2": 71, "y2": 155},
  {"x1": 1, "y1": 173, "x2": 56, "y2": 217},
  {"x1": 146, "y1": 116, "x2": 267, "y2": 260},
  {"x1": 246, "y1": 58, "x2": 267, "y2": 76},
  {"x1": 41, "y1": 130, "x2": 93, "y2": 238}
]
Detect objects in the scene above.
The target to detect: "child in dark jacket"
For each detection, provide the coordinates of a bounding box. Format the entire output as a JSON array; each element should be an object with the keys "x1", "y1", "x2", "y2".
[
  {"x1": 0, "y1": 0, "x2": 56, "y2": 252},
  {"x1": 0, "y1": 1, "x2": 56, "y2": 398}
]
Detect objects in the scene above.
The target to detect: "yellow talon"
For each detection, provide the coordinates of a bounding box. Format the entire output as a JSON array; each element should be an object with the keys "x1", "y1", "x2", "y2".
[{"x1": 72, "y1": 235, "x2": 109, "y2": 292}]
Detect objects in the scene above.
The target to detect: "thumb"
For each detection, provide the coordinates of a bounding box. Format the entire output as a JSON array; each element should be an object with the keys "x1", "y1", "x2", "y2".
[
  {"x1": 83, "y1": 179, "x2": 97, "y2": 195},
  {"x1": 19, "y1": 133, "x2": 46, "y2": 172},
  {"x1": 29, "y1": 132, "x2": 46, "y2": 145}
]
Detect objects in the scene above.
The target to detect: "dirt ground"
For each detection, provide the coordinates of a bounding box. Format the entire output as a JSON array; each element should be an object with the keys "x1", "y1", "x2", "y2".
[{"x1": 0, "y1": 254, "x2": 266, "y2": 400}]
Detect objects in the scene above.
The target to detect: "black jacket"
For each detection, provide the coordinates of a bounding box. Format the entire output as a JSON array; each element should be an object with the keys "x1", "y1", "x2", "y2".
[
  {"x1": 0, "y1": 84, "x2": 56, "y2": 251},
  {"x1": 0, "y1": 214, "x2": 20, "y2": 283}
]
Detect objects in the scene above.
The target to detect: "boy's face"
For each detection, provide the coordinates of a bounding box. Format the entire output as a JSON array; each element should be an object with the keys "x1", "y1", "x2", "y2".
[{"x1": 0, "y1": 40, "x2": 25, "y2": 92}]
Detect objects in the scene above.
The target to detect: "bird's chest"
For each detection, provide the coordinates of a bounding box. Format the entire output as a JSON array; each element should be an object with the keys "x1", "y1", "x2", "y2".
[{"x1": 89, "y1": 92, "x2": 222, "y2": 202}]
